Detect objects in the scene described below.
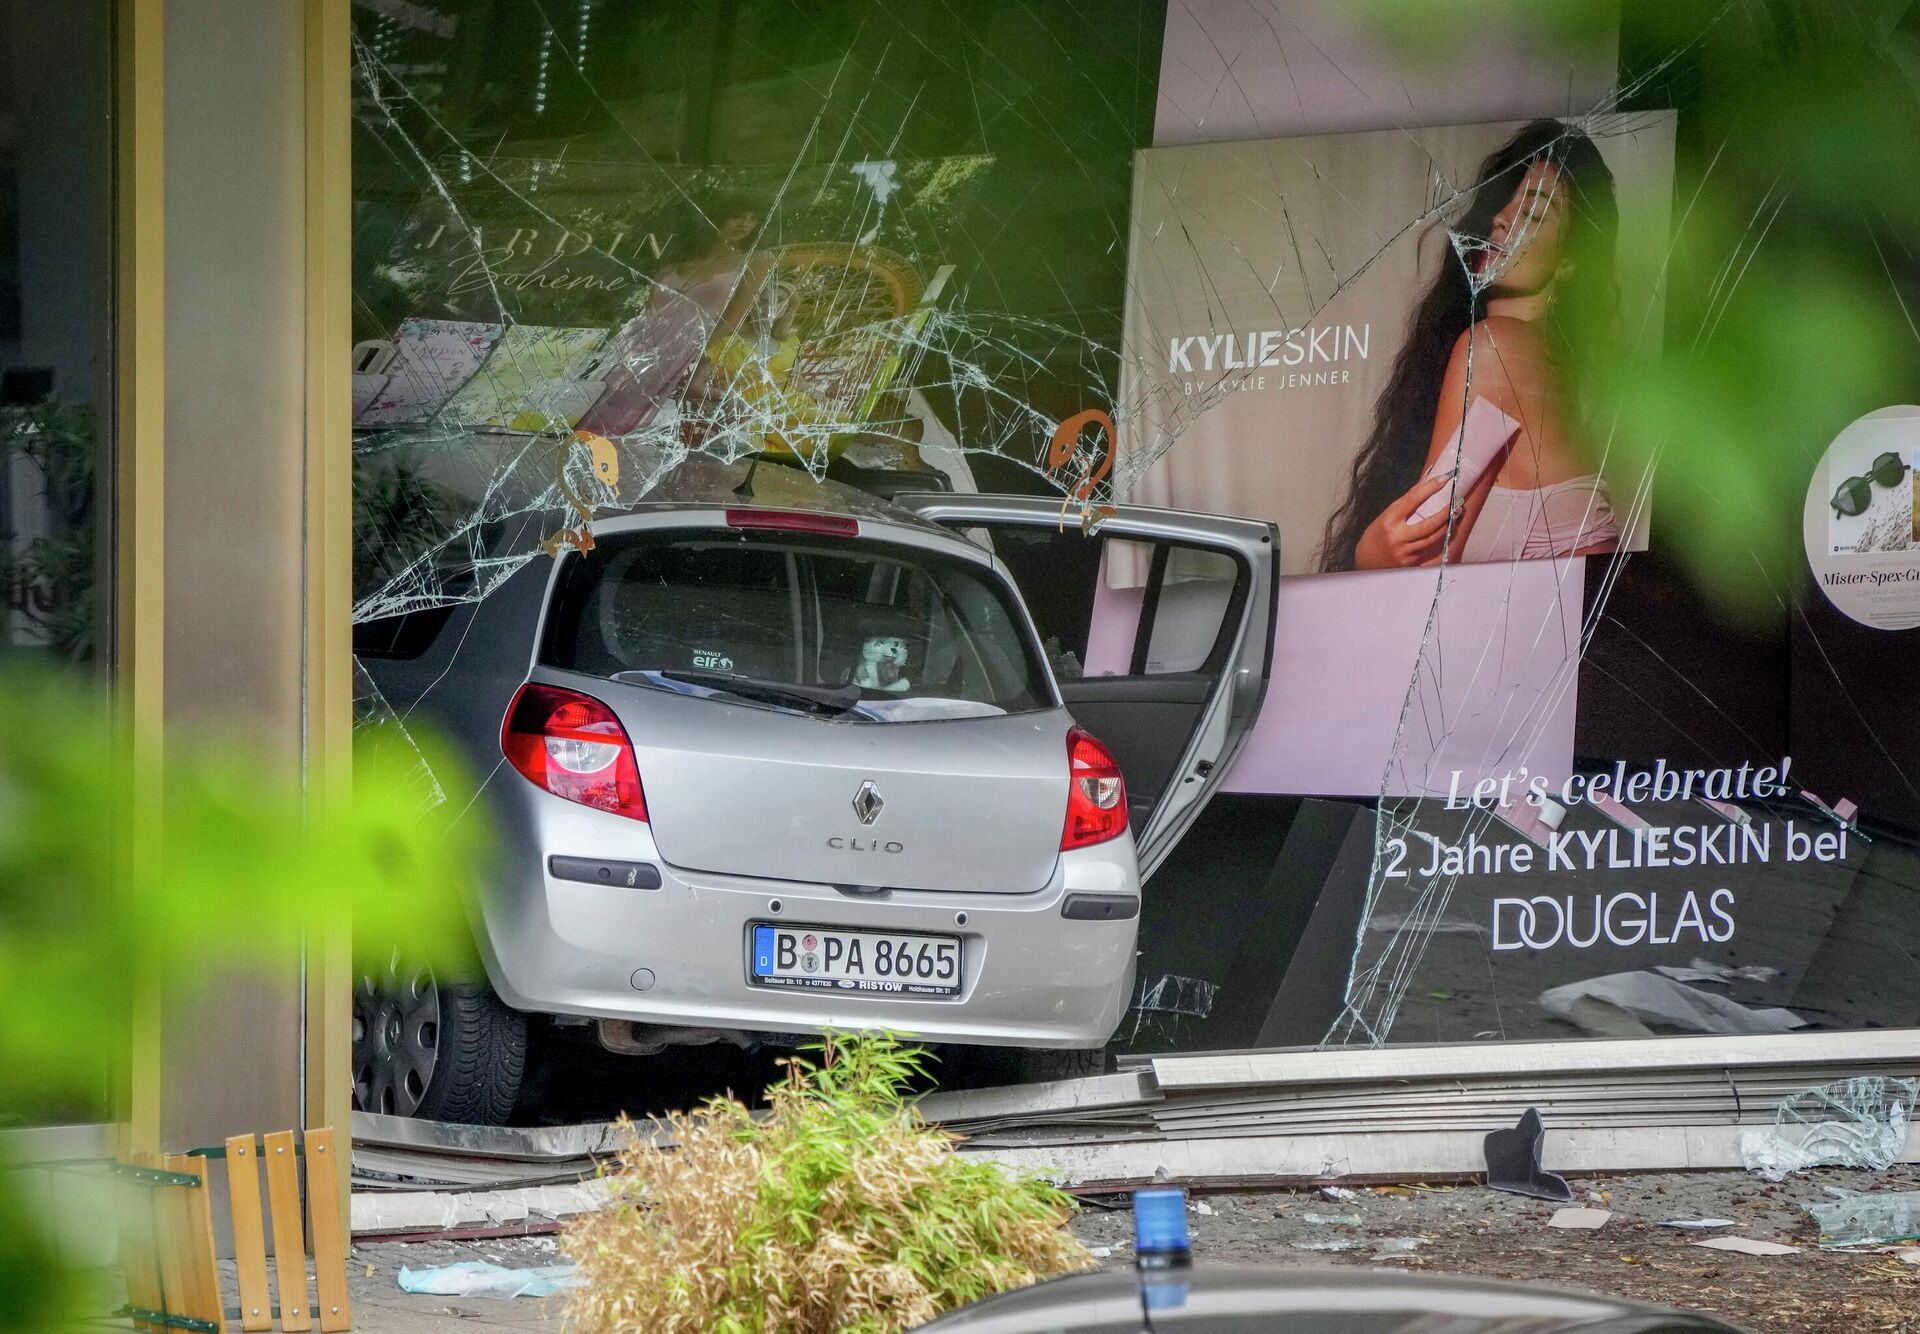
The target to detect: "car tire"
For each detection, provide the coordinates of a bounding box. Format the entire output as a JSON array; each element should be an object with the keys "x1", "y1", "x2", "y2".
[
  {"x1": 415, "y1": 985, "x2": 528, "y2": 1126},
  {"x1": 1008, "y1": 1045, "x2": 1110, "y2": 1084},
  {"x1": 354, "y1": 956, "x2": 527, "y2": 1126}
]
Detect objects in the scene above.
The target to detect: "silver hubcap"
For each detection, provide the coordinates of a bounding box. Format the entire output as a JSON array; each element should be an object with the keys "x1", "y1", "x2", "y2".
[{"x1": 353, "y1": 950, "x2": 440, "y2": 1117}]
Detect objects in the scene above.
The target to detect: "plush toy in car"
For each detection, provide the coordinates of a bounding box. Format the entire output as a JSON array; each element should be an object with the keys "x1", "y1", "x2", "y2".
[{"x1": 851, "y1": 633, "x2": 911, "y2": 693}]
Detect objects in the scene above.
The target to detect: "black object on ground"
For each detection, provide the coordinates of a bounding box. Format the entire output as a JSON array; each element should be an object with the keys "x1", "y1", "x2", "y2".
[{"x1": 1483, "y1": 1107, "x2": 1575, "y2": 1202}]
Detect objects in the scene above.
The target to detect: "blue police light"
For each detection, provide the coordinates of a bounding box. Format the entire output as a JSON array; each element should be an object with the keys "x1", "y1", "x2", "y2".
[{"x1": 1131, "y1": 1187, "x2": 1192, "y2": 1268}]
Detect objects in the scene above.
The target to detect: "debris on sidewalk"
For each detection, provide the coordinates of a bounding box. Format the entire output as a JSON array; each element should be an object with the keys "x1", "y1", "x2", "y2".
[
  {"x1": 1548, "y1": 1208, "x2": 1611, "y2": 1230},
  {"x1": 1054, "y1": 1168, "x2": 1920, "y2": 1332},
  {"x1": 1739, "y1": 1076, "x2": 1917, "y2": 1181},
  {"x1": 396, "y1": 1260, "x2": 579, "y2": 1298},
  {"x1": 1483, "y1": 1108, "x2": 1574, "y2": 1202},
  {"x1": 1317, "y1": 1185, "x2": 1358, "y2": 1203},
  {"x1": 1291, "y1": 1237, "x2": 1365, "y2": 1252},
  {"x1": 1691, "y1": 1236, "x2": 1801, "y2": 1256},
  {"x1": 352, "y1": 1179, "x2": 615, "y2": 1236},
  {"x1": 1372, "y1": 1237, "x2": 1426, "y2": 1257},
  {"x1": 1805, "y1": 1189, "x2": 1920, "y2": 1248}
]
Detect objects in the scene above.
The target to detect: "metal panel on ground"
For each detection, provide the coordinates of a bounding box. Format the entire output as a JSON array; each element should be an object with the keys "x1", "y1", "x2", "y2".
[{"x1": 351, "y1": 1040, "x2": 1920, "y2": 1196}]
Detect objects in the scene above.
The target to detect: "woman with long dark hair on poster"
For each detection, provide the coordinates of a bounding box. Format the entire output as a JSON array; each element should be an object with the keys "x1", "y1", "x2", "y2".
[{"x1": 1317, "y1": 119, "x2": 1623, "y2": 572}]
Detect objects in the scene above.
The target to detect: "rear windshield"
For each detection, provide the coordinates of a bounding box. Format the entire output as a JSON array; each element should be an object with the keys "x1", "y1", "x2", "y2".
[{"x1": 540, "y1": 527, "x2": 1054, "y2": 722}]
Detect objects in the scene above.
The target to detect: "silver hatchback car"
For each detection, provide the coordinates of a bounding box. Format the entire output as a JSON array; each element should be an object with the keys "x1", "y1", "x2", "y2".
[{"x1": 356, "y1": 462, "x2": 1274, "y2": 1123}]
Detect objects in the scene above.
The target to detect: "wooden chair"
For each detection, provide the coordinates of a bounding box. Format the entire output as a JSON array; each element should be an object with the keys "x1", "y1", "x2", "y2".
[{"x1": 117, "y1": 1127, "x2": 352, "y2": 1332}]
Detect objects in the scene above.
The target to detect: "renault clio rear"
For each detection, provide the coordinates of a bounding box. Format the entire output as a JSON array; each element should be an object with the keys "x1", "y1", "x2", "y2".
[
  {"x1": 353, "y1": 463, "x2": 1275, "y2": 1123},
  {"x1": 486, "y1": 501, "x2": 1142, "y2": 1040}
]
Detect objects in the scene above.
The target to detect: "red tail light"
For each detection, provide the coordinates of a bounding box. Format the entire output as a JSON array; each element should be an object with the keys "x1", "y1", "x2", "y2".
[
  {"x1": 1062, "y1": 727, "x2": 1127, "y2": 850},
  {"x1": 501, "y1": 683, "x2": 648, "y2": 821}
]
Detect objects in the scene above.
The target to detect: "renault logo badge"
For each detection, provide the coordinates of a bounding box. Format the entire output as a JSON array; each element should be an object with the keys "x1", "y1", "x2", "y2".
[{"x1": 852, "y1": 780, "x2": 884, "y2": 825}]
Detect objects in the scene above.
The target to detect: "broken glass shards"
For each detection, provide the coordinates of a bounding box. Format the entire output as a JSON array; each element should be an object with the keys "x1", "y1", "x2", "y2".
[
  {"x1": 1739, "y1": 1076, "x2": 1918, "y2": 1181},
  {"x1": 1806, "y1": 1189, "x2": 1920, "y2": 1248}
]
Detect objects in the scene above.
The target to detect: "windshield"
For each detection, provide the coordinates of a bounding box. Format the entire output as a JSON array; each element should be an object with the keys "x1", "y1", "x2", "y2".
[{"x1": 540, "y1": 526, "x2": 1054, "y2": 723}]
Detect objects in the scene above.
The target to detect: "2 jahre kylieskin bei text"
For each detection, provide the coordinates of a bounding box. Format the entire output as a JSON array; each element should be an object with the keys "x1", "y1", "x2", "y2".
[{"x1": 1385, "y1": 757, "x2": 1852, "y2": 951}]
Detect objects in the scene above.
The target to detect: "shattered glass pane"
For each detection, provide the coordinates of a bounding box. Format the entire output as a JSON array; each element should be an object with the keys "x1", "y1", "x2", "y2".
[
  {"x1": 1113, "y1": 1, "x2": 1920, "y2": 1053},
  {"x1": 1741, "y1": 1077, "x2": 1918, "y2": 1182},
  {"x1": 349, "y1": 1, "x2": 1164, "y2": 818},
  {"x1": 350, "y1": 0, "x2": 1920, "y2": 1070},
  {"x1": 1806, "y1": 1189, "x2": 1920, "y2": 1248},
  {"x1": 350, "y1": 4, "x2": 1150, "y2": 637},
  {"x1": 1123, "y1": 972, "x2": 1220, "y2": 1046}
]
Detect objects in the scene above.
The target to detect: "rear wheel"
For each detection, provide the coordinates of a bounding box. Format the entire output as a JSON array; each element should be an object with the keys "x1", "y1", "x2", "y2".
[{"x1": 353, "y1": 954, "x2": 526, "y2": 1125}]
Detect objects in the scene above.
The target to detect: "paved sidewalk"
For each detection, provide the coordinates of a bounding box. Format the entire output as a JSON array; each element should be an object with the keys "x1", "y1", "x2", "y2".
[
  {"x1": 345, "y1": 1236, "x2": 562, "y2": 1332},
  {"x1": 1072, "y1": 1166, "x2": 1920, "y2": 1333},
  {"x1": 342, "y1": 1169, "x2": 1920, "y2": 1332}
]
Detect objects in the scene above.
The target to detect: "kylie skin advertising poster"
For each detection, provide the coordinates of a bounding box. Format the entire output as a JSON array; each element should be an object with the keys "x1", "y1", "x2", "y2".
[{"x1": 1113, "y1": 114, "x2": 1676, "y2": 798}]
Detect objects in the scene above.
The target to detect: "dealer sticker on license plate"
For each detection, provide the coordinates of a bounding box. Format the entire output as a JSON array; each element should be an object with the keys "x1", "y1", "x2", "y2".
[{"x1": 749, "y1": 924, "x2": 962, "y2": 998}]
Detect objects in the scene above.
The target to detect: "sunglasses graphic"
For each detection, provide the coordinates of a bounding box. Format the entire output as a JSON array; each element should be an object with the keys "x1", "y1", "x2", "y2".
[{"x1": 1831, "y1": 450, "x2": 1910, "y2": 517}]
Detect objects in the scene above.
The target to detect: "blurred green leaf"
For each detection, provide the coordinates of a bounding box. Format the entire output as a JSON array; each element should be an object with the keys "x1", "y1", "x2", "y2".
[
  {"x1": 1560, "y1": 191, "x2": 1906, "y2": 616},
  {"x1": 1357, "y1": 0, "x2": 1920, "y2": 620},
  {"x1": 0, "y1": 669, "x2": 483, "y2": 1329},
  {"x1": 1341, "y1": 0, "x2": 1622, "y2": 66}
]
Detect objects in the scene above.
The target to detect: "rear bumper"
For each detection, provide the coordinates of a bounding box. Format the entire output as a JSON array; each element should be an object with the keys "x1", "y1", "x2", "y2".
[{"x1": 471, "y1": 801, "x2": 1141, "y2": 1048}]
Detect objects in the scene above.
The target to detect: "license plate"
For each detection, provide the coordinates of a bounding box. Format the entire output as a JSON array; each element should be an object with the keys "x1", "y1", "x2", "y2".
[{"x1": 748, "y1": 924, "x2": 962, "y2": 998}]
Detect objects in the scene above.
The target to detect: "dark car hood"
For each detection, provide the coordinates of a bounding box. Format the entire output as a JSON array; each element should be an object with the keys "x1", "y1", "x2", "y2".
[{"x1": 913, "y1": 1265, "x2": 1744, "y2": 1332}]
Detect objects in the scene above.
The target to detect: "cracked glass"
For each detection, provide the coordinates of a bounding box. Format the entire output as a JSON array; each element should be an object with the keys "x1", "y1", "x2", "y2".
[{"x1": 351, "y1": 0, "x2": 1920, "y2": 1063}]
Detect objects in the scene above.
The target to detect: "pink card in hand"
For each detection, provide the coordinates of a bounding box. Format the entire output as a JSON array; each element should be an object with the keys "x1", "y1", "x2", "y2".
[{"x1": 1408, "y1": 396, "x2": 1522, "y2": 523}]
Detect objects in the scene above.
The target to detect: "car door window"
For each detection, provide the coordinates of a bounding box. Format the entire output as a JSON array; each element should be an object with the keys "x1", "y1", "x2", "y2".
[
  {"x1": 971, "y1": 528, "x2": 1241, "y2": 683},
  {"x1": 893, "y1": 492, "x2": 1277, "y2": 879},
  {"x1": 1138, "y1": 546, "x2": 1239, "y2": 675}
]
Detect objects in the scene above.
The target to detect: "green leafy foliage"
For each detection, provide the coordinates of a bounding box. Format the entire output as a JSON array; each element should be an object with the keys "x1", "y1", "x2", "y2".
[
  {"x1": 1354, "y1": 0, "x2": 1920, "y2": 621},
  {"x1": 0, "y1": 669, "x2": 484, "y2": 1331},
  {"x1": 565, "y1": 1032, "x2": 1093, "y2": 1333}
]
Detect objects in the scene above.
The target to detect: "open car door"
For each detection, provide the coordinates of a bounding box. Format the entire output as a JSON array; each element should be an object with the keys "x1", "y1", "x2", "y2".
[{"x1": 895, "y1": 494, "x2": 1277, "y2": 880}]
